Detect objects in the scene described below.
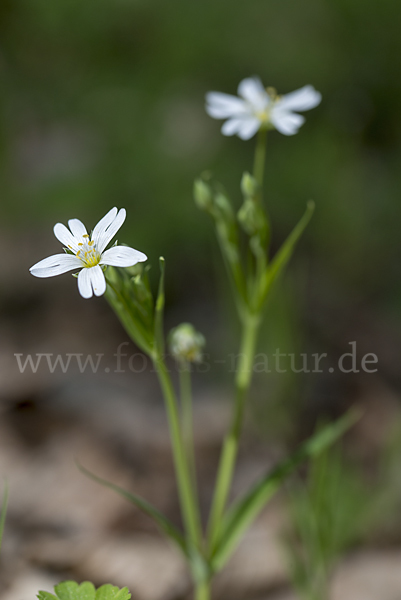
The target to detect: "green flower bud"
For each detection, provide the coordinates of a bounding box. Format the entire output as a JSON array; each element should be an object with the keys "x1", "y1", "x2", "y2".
[
  {"x1": 237, "y1": 198, "x2": 266, "y2": 236},
  {"x1": 194, "y1": 179, "x2": 213, "y2": 212},
  {"x1": 240, "y1": 172, "x2": 258, "y2": 198},
  {"x1": 169, "y1": 323, "x2": 205, "y2": 364},
  {"x1": 214, "y1": 192, "x2": 234, "y2": 222}
]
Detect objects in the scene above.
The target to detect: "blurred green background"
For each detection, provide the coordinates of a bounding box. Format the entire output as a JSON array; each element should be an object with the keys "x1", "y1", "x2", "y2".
[{"x1": 2, "y1": 0, "x2": 401, "y2": 416}]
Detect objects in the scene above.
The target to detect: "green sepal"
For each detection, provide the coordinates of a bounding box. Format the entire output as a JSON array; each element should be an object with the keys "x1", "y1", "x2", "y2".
[
  {"x1": 77, "y1": 462, "x2": 188, "y2": 558},
  {"x1": 105, "y1": 267, "x2": 154, "y2": 356},
  {"x1": 210, "y1": 409, "x2": 360, "y2": 572},
  {"x1": 258, "y1": 201, "x2": 315, "y2": 310}
]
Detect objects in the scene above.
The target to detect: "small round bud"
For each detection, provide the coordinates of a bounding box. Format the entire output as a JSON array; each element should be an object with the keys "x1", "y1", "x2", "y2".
[
  {"x1": 194, "y1": 179, "x2": 213, "y2": 212},
  {"x1": 169, "y1": 323, "x2": 205, "y2": 364}
]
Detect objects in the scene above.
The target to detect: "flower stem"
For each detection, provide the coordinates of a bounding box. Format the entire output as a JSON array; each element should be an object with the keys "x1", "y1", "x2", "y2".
[
  {"x1": 253, "y1": 127, "x2": 267, "y2": 192},
  {"x1": 180, "y1": 361, "x2": 197, "y2": 488},
  {"x1": 195, "y1": 580, "x2": 210, "y2": 600},
  {"x1": 154, "y1": 355, "x2": 203, "y2": 547},
  {"x1": 207, "y1": 312, "x2": 260, "y2": 549}
]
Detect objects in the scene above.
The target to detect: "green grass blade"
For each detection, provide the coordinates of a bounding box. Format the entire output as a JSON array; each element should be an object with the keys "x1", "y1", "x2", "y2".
[
  {"x1": 77, "y1": 462, "x2": 188, "y2": 557},
  {"x1": 211, "y1": 409, "x2": 360, "y2": 572}
]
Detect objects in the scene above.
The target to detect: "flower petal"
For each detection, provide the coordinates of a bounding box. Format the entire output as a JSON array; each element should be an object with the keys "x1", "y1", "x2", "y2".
[
  {"x1": 77, "y1": 265, "x2": 106, "y2": 298},
  {"x1": 271, "y1": 109, "x2": 305, "y2": 135},
  {"x1": 68, "y1": 218, "x2": 87, "y2": 239},
  {"x1": 278, "y1": 85, "x2": 322, "y2": 112},
  {"x1": 237, "y1": 77, "x2": 268, "y2": 112},
  {"x1": 221, "y1": 117, "x2": 246, "y2": 136},
  {"x1": 78, "y1": 267, "x2": 93, "y2": 299},
  {"x1": 237, "y1": 117, "x2": 261, "y2": 140},
  {"x1": 54, "y1": 223, "x2": 80, "y2": 252},
  {"x1": 89, "y1": 265, "x2": 107, "y2": 297},
  {"x1": 95, "y1": 208, "x2": 126, "y2": 254},
  {"x1": 100, "y1": 246, "x2": 147, "y2": 267},
  {"x1": 30, "y1": 254, "x2": 82, "y2": 278},
  {"x1": 92, "y1": 207, "x2": 118, "y2": 248},
  {"x1": 205, "y1": 92, "x2": 248, "y2": 119}
]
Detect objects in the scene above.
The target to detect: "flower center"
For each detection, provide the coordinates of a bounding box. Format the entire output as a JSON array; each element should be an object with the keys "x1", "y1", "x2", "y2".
[
  {"x1": 256, "y1": 89, "x2": 282, "y2": 123},
  {"x1": 256, "y1": 108, "x2": 271, "y2": 123},
  {"x1": 76, "y1": 234, "x2": 101, "y2": 268}
]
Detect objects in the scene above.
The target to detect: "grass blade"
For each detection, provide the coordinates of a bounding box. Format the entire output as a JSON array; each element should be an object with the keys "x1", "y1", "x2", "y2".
[
  {"x1": 211, "y1": 409, "x2": 360, "y2": 571},
  {"x1": 77, "y1": 462, "x2": 188, "y2": 557}
]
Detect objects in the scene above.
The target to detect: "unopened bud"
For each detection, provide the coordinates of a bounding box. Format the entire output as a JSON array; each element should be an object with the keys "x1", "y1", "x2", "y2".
[
  {"x1": 169, "y1": 323, "x2": 205, "y2": 364},
  {"x1": 215, "y1": 192, "x2": 234, "y2": 221},
  {"x1": 241, "y1": 172, "x2": 258, "y2": 198},
  {"x1": 237, "y1": 198, "x2": 265, "y2": 236}
]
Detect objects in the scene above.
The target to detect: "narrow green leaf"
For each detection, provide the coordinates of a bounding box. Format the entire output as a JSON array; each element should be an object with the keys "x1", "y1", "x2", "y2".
[
  {"x1": 259, "y1": 201, "x2": 315, "y2": 309},
  {"x1": 37, "y1": 593, "x2": 58, "y2": 600},
  {"x1": 0, "y1": 481, "x2": 8, "y2": 556},
  {"x1": 77, "y1": 462, "x2": 188, "y2": 557},
  {"x1": 154, "y1": 257, "x2": 166, "y2": 357},
  {"x1": 211, "y1": 409, "x2": 360, "y2": 572}
]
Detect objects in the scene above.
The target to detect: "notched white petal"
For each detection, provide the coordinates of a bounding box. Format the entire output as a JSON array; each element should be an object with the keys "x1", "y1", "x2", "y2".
[
  {"x1": 205, "y1": 92, "x2": 248, "y2": 119},
  {"x1": 221, "y1": 117, "x2": 245, "y2": 136},
  {"x1": 278, "y1": 85, "x2": 322, "y2": 112},
  {"x1": 53, "y1": 223, "x2": 80, "y2": 253},
  {"x1": 68, "y1": 218, "x2": 87, "y2": 239},
  {"x1": 100, "y1": 246, "x2": 147, "y2": 267},
  {"x1": 237, "y1": 117, "x2": 261, "y2": 140},
  {"x1": 92, "y1": 207, "x2": 118, "y2": 248},
  {"x1": 89, "y1": 265, "x2": 107, "y2": 297},
  {"x1": 77, "y1": 268, "x2": 93, "y2": 299},
  {"x1": 96, "y1": 208, "x2": 127, "y2": 254},
  {"x1": 271, "y1": 110, "x2": 305, "y2": 135},
  {"x1": 30, "y1": 254, "x2": 82, "y2": 278},
  {"x1": 238, "y1": 77, "x2": 268, "y2": 111}
]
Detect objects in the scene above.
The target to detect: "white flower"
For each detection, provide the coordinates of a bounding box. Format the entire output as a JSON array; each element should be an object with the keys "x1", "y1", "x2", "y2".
[
  {"x1": 206, "y1": 77, "x2": 322, "y2": 140},
  {"x1": 30, "y1": 207, "x2": 147, "y2": 299}
]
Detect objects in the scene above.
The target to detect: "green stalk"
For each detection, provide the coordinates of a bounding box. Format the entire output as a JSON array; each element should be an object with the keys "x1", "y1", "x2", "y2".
[
  {"x1": 253, "y1": 127, "x2": 267, "y2": 192},
  {"x1": 207, "y1": 128, "x2": 269, "y2": 551},
  {"x1": 207, "y1": 313, "x2": 260, "y2": 549},
  {"x1": 195, "y1": 580, "x2": 211, "y2": 600},
  {"x1": 154, "y1": 355, "x2": 203, "y2": 548},
  {"x1": 180, "y1": 361, "x2": 197, "y2": 488}
]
